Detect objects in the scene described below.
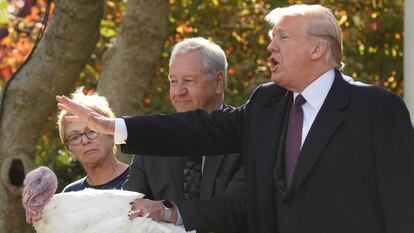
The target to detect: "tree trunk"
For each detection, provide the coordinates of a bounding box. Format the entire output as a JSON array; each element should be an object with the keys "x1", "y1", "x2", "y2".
[
  {"x1": 0, "y1": 0, "x2": 104, "y2": 232},
  {"x1": 97, "y1": 0, "x2": 169, "y2": 163}
]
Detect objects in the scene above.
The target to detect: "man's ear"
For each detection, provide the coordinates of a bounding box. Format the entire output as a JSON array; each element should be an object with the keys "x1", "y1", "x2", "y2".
[
  {"x1": 310, "y1": 40, "x2": 328, "y2": 60},
  {"x1": 215, "y1": 71, "x2": 225, "y2": 94}
]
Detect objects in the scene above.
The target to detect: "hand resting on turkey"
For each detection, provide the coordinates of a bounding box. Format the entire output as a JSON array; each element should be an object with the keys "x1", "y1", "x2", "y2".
[{"x1": 22, "y1": 166, "x2": 193, "y2": 233}]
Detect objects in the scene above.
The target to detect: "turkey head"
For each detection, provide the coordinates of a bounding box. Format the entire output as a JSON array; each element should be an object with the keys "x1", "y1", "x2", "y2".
[{"x1": 22, "y1": 166, "x2": 58, "y2": 224}]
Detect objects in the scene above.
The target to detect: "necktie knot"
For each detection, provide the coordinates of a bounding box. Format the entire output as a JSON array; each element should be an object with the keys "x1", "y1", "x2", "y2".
[{"x1": 294, "y1": 94, "x2": 306, "y2": 108}]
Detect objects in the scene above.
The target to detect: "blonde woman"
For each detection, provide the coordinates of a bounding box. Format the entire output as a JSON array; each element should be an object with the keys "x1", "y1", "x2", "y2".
[{"x1": 57, "y1": 88, "x2": 128, "y2": 192}]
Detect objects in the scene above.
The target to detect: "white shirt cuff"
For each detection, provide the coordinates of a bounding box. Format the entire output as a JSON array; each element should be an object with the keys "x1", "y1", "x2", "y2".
[
  {"x1": 114, "y1": 118, "x2": 127, "y2": 145},
  {"x1": 176, "y1": 208, "x2": 184, "y2": 226}
]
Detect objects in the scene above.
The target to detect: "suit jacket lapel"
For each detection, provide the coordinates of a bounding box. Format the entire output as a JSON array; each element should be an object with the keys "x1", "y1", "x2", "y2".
[
  {"x1": 257, "y1": 93, "x2": 290, "y2": 167},
  {"x1": 200, "y1": 156, "x2": 224, "y2": 198},
  {"x1": 295, "y1": 71, "x2": 350, "y2": 189},
  {"x1": 198, "y1": 103, "x2": 229, "y2": 198},
  {"x1": 169, "y1": 157, "x2": 185, "y2": 198},
  {"x1": 272, "y1": 93, "x2": 292, "y2": 194},
  {"x1": 254, "y1": 93, "x2": 290, "y2": 194}
]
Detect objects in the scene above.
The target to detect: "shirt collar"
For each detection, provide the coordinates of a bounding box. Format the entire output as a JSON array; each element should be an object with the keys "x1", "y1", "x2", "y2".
[{"x1": 293, "y1": 69, "x2": 335, "y2": 109}]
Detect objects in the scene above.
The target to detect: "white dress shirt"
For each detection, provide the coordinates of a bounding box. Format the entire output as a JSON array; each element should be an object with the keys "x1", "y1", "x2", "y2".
[{"x1": 293, "y1": 69, "x2": 335, "y2": 148}]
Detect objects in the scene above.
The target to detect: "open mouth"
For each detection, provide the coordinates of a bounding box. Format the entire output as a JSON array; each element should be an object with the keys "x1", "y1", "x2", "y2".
[{"x1": 270, "y1": 57, "x2": 279, "y2": 71}]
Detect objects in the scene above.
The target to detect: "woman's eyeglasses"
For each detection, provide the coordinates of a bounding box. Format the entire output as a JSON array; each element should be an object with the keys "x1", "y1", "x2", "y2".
[{"x1": 65, "y1": 129, "x2": 98, "y2": 147}]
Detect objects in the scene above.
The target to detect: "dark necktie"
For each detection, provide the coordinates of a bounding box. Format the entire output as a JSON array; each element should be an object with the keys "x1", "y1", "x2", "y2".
[
  {"x1": 183, "y1": 156, "x2": 202, "y2": 200},
  {"x1": 284, "y1": 94, "x2": 306, "y2": 186}
]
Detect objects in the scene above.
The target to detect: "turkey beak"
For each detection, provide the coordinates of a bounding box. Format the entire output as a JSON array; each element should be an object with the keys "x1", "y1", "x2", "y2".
[{"x1": 22, "y1": 190, "x2": 35, "y2": 206}]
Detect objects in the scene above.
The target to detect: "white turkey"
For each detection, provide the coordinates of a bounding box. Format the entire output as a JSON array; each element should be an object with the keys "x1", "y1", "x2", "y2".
[{"x1": 22, "y1": 166, "x2": 193, "y2": 233}]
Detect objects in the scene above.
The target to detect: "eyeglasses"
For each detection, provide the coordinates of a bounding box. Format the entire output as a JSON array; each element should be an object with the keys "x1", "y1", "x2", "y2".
[{"x1": 65, "y1": 129, "x2": 98, "y2": 147}]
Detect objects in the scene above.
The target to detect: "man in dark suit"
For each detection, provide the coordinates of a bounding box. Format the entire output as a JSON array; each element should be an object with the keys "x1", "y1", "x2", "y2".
[
  {"x1": 57, "y1": 4, "x2": 414, "y2": 233},
  {"x1": 123, "y1": 37, "x2": 246, "y2": 233}
]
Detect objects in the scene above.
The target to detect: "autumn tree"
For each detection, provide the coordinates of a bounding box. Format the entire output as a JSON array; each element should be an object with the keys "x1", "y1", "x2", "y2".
[{"x1": 0, "y1": 0, "x2": 168, "y2": 232}]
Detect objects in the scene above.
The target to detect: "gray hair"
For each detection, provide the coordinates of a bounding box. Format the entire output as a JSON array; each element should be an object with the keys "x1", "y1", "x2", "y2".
[
  {"x1": 169, "y1": 37, "x2": 228, "y2": 86},
  {"x1": 265, "y1": 4, "x2": 344, "y2": 69}
]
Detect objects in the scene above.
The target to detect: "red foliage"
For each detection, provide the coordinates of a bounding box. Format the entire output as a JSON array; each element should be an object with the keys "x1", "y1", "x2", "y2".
[{"x1": 0, "y1": 0, "x2": 50, "y2": 82}]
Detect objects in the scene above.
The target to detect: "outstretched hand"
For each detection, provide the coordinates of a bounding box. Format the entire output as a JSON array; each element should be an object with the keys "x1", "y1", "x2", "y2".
[{"x1": 56, "y1": 95, "x2": 115, "y2": 135}]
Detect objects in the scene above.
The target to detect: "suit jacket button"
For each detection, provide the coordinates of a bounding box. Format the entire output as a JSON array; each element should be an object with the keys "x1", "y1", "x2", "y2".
[{"x1": 281, "y1": 202, "x2": 289, "y2": 208}]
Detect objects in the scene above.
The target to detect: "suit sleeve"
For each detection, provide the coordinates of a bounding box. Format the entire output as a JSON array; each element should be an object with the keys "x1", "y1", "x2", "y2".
[
  {"x1": 122, "y1": 155, "x2": 153, "y2": 199},
  {"x1": 373, "y1": 93, "x2": 414, "y2": 233},
  {"x1": 175, "y1": 166, "x2": 247, "y2": 233},
  {"x1": 120, "y1": 107, "x2": 245, "y2": 157}
]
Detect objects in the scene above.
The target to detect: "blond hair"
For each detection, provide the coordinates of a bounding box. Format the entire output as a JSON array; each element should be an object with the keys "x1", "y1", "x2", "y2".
[
  {"x1": 265, "y1": 4, "x2": 344, "y2": 69},
  {"x1": 57, "y1": 87, "x2": 115, "y2": 147}
]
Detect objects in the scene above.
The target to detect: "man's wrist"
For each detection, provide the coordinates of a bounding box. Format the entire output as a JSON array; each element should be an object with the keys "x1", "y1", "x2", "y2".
[
  {"x1": 170, "y1": 204, "x2": 178, "y2": 224},
  {"x1": 161, "y1": 200, "x2": 175, "y2": 223}
]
